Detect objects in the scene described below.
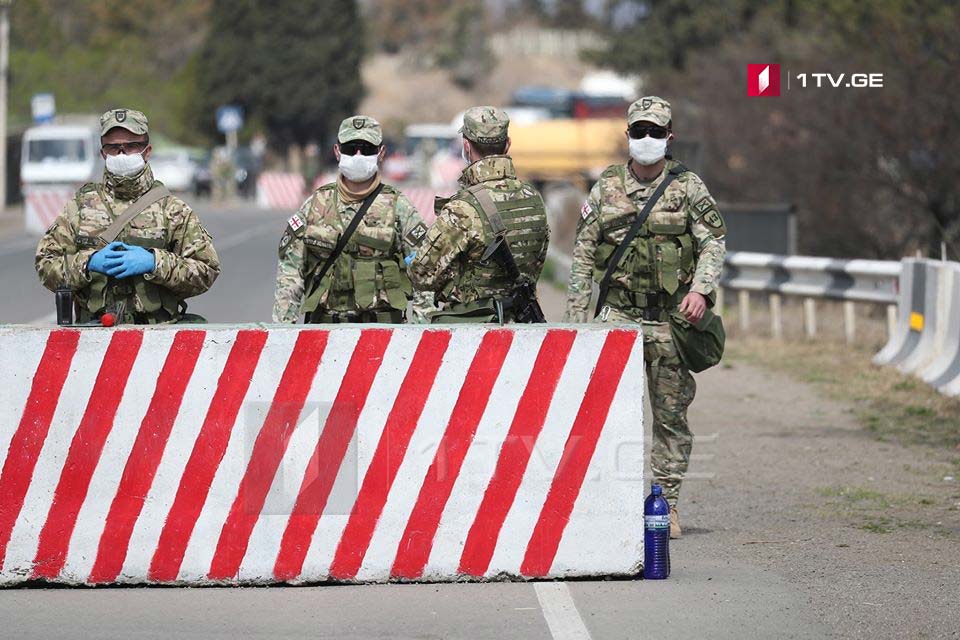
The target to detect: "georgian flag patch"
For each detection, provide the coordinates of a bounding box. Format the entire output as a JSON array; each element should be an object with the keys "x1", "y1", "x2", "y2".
[
  {"x1": 580, "y1": 202, "x2": 592, "y2": 220},
  {"x1": 288, "y1": 214, "x2": 305, "y2": 232}
]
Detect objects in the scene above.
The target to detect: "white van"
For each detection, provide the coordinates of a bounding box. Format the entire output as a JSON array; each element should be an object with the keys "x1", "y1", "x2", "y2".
[{"x1": 20, "y1": 116, "x2": 102, "y2": 233}]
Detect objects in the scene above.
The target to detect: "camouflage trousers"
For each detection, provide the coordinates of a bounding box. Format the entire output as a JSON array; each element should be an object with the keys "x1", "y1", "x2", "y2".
[{"x1": 597, "y1": 307, "x2": 696, "y2": 506}]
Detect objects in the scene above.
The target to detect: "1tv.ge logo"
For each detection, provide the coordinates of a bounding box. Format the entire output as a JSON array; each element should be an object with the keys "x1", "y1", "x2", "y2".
[{"x1": 747, "y1": 64, "x2": 780, "y2": 97}]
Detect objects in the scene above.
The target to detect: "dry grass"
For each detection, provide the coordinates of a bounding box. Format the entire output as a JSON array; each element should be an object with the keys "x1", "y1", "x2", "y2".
[{"x1": 726, "y1": 334, "x2": 960, "y2": 452}]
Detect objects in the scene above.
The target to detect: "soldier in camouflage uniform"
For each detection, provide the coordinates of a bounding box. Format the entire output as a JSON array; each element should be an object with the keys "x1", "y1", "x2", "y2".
[
  {"x1": 564, "y1": 97, "x2": 726, "y2": 538},
  {"x1": 273, "y1": 115, "x2": 432, "y2": 324},
  {"x1": 410, "y1": 106, "x2": 549, "y2": 322},
  {"x1": 36, "y1": 108, "x2": 220, "y2": 324}
]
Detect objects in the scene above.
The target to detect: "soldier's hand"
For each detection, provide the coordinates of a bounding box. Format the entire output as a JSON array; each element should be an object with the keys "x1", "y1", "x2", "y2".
[
  {"x1": 679, "y1": 292, "x2": 707, "y2": 324},
  {"x1": 87, "y1": 242, "x2": 127, "y2": 275}
]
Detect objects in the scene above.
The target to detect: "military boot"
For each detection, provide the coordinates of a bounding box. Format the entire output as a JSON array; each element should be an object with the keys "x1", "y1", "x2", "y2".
[{"x1": 669, "y1": 506, "x2": 682, "y2": 539}]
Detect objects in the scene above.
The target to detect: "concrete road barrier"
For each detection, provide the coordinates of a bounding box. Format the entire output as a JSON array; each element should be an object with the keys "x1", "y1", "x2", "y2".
[
  {"x1": 896, "y1": 261, "x2": 941, "y2": 375},
  {"x1": 874, "y1": 258, "x2": 925, "y2": 367},
  {"x1": 256, "y1": 172, "x2": 306, "y2": 211},
  {"x1": 0, "y1": 325, "x2": 645, "y2": 586}
]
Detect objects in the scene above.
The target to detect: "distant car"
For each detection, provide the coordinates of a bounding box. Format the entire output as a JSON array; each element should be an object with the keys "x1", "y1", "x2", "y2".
[
  {"x1": 151, "y1": 149, "x2": 197, "y2": 192},
  {"x1": 192, "y1": 153, "x2": 213, "y2": 198}
]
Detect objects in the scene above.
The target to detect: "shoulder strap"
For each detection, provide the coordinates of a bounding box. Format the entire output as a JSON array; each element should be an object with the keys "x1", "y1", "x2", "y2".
[
  {"x1": 97, "y1": 184, "x2": 171, "y2": 245},
  {"x1": 466, "y1": 183, "x2": 507, "y2": 236},
  {"x1": 302, "y1": 183, "x2": 384, "y2": 322},
  {"x1": 594, "y1": 163, "x2": 687, "y2": 317}
]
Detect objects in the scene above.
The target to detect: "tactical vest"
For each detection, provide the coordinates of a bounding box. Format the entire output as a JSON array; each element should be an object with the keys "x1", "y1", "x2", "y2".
[
  {"x1": 450, "y1": 183, "x2": 547, "y2": 303},
  {"x1": 73, "y1": 184, "x2": 180, "y2": 323},
  {"x1": 592, "y1": 164, "x2": 696, "y2": 311},
  {"x1": 300, "y1": 184, "x2": 412, "y2": 316}
]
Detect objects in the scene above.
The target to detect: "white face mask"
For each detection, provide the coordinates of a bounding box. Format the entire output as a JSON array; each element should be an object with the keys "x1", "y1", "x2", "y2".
[
  {"x1": 629, "y1": 136, "x2": 668, "y2": 166},
  {"x1": 339, "y1": 152, "x2": 379, "y2": 182},
  {"x1": 105, "y1": 152, "x2": 146, "y2": 177},
  {"x1": 461, "y1": 144, "x2": 470, "y2": 163}
]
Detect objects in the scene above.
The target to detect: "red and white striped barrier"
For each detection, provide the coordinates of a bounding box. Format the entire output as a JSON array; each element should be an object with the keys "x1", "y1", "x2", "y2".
[
  {"x1": 256, "y1": 172, "x2": 306, "y2": 211},
  {"x1": 401, "y1": 186, "x2": 441, "y2": 225},
  {"x1": 23, "y1": 184, "x2": 77, "y2": 233},
  {"x1": 0, "y1": 325, "x2": 645, "y2": 585}
]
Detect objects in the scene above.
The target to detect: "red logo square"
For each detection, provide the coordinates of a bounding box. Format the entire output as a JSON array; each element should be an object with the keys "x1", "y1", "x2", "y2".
[{"x1": 747, "y1": 64, "x2": 781, "y2": 97}]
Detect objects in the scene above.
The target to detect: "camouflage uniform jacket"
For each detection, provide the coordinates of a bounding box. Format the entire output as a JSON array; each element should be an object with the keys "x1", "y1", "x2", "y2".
[
  {"x1": 564, "y1": 159, "x2": 726, "y2": 323},
  {"x1": 35, "y1": 166, "x2": 220, "y2": 323},
  {"x1": 272, "y1": 182, "x2": 431, "y2": 323},
  {"x1": 410, "y1": 155, "x2": 549, "y2": 306}
]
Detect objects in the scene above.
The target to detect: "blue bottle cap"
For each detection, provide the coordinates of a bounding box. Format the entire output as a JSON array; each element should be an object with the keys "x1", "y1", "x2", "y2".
[{"x1": 651, "y1": 484, "x2": 662, "y2": 496}]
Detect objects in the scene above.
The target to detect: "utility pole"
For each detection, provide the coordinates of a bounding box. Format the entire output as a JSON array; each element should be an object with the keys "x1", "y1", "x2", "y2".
[{"x1": 0, "y1": 1, "x2": 11, "y2": 212}]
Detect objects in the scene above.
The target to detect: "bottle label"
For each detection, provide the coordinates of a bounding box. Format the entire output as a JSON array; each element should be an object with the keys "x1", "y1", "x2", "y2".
[{"x1": 645, "y1": 514, "x2": 670, "y2": 530}]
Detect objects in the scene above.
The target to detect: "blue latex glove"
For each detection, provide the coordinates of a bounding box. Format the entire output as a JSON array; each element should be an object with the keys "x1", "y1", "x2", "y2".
[
  {"x1": 404, "y1": 252, "x2": 416, "y2": 266},
  {"x1": 87, "y1": 242, "x2": 127, "y2": 275},
  {"x1": 103, "y1": 243, "x2": 156, "y2": 279}
]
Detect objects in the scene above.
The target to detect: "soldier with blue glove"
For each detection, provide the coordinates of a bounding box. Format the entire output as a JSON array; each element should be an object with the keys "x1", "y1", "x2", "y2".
[{"x1": 36, "y1": 108, "x2": 220, "y2": 324}]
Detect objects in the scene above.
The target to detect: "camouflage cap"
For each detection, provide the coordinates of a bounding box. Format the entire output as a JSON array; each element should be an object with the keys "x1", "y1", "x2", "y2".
[
  {"x1": 99, "y1": 108, "x2": 149, "y2": 137},
  {"x1": 460, "y1": 106, "x2": 509, "y2": 144},
  {"x1": 627, "y1": 96, "x2": 671, "y2": 128},
  {"x1": 338, "y1": 115, "x2": 383, "y2": 145}
]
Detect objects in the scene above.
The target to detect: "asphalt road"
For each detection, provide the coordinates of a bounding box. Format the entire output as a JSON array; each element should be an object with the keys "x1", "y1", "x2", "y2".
[{"x1": 0, "y1": 200, "x2": 827, "y2": 639}]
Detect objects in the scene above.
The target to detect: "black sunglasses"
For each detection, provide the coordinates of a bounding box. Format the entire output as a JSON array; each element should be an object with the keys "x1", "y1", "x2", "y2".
[
  {"x1": 340, "y1": 141, "x2": 380, "y2": 156},
  {"x1": 628, "y1": 125, "x2": 669, "y2": 140}
]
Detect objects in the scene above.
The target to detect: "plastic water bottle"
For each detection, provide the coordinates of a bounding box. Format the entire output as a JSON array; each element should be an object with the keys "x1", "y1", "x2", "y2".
[{"x1": 644, "y1": 484, "x2": 671, "y2": 579}]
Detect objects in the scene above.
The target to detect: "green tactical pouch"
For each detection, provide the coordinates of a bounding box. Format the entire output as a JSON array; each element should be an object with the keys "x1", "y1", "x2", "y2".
[
  {"x1": 669, "y1": 308, "x2": 726, "y2": 373},
  {"x1": 380, "y1": 260, "x2": 411, "y2": 311},
  {"x1": 429, "y1": 298, "x2": 498, "y2": 324}
]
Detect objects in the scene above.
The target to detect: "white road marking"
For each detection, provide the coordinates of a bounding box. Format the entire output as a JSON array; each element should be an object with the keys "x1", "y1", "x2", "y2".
[{"x1": 534, "y1": 582, "x2": 593, "y2": 640}]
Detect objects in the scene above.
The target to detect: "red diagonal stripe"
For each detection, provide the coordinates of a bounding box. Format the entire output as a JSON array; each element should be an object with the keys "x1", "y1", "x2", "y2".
[
  {"x1": 0, "y1": 330, "x2": 80, "y2": 566},
  {"x1": 273, "y1": 329, "x2": 394, "y2": 581},
  {"x1": 390, "y1": 329, "x2": 514, "y2": 580},
  {"x1": 149, "y1": 330, "x2": 268, "y2": 582},
  {"x1": 32, "y1": 330, "x2": 144, "y2": 580},
  {"x1": 520, "y1": 329, "x2": 638, "y2": 577},
  {"x1": 458, "y1": 329, "x2": 577, "y2": 576},
  {"x1": 327, "y1": 330, "x2": 451, "y2": 580},
  {"x1": 207, "y1": 330, "x2": 329, "y2": 580},
  {"x1": 88, "y1": 330, "x2": 206, "y2": 584}
]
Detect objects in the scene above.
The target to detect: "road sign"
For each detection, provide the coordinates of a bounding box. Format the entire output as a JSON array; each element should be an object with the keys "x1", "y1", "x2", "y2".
[
  {"x1": 31, "y1": 93, "x2": 55, "y2": 124},
  {"x1": 216, "y1": 105, "x2": 244, "y2": 134}
]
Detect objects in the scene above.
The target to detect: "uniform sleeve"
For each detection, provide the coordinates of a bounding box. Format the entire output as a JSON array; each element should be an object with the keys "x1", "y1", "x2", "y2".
[
  {"x1": 35, "y1": 198, "x2": 95, "y2": 292},
  {"x1": 409, "y1": 200, "x2": 477, "y2": 292},
  {"x1": 563, "y1": 182, "x2": 602, "y2": 323},
  {"x1": 143, "y1": 198, "x2": 221, "y2": 297},
  {"x1": 393, "y1": 193, "x2": 435, "y2": 323},
  {"x1": 684, "y1": 176, "x2": 727, "y2": 300},
  {"x1": 272, "y1": 199, "x2": 313, "y2": 323}
]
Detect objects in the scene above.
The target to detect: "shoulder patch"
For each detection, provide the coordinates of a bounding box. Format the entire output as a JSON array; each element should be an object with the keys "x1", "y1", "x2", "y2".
[
  {"x1": 580, "y1": 202, "x2": 592, "y2": 220},
  {"x1": 288, "y1": 214, "x2": 305, "y2": 232},
  {"x1": 692, "y1": 196, "x2": 716, "y2": 217},
  {"x1": 703, "y1": 209, "x2": 725, "y2": 230},
  {"x1": 404, "y1": 221, "x2": 429, "y2": 247}
]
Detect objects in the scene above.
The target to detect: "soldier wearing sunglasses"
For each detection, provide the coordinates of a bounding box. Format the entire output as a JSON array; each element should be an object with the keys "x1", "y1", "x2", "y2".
[
  {"x1": 564, "y1": 96, "x2": 727, "y2": 539},
  {"x1": 36, "y1": 108, "x2": 220, "y2": 323},
  {"x1": 273, "y1": 115, "x2": 432, "y2": 323}
]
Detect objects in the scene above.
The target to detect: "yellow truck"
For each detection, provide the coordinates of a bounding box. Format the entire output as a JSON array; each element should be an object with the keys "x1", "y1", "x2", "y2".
[{"x1": 507, "y1": 117, "x2": 626, "y2": 188}]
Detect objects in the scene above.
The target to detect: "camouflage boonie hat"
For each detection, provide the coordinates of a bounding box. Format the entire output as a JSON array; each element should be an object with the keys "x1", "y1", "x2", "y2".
[
  {"x1": 338, "y1": 115, "x2": 383, "y2": 145},
  {"x1": 460, "y1": 106, "x2": 509, "y2": 144},
  {"x1": 99, "y1": 108, "x2": 149, "y2": 137},
  {"x1": 627, "y1": 96, "x2": 671, "y2": 128}
]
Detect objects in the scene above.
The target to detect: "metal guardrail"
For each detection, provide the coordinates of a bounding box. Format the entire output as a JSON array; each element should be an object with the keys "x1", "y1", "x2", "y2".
[{"x1": 720, "y1": 252, "x2": 901, "y2": 304}]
